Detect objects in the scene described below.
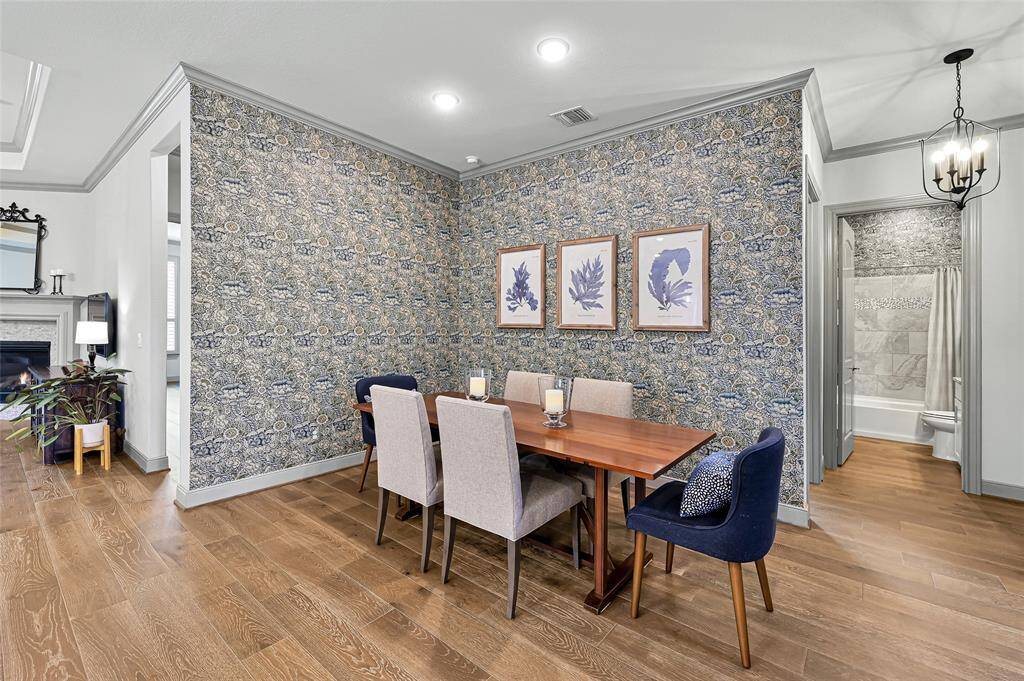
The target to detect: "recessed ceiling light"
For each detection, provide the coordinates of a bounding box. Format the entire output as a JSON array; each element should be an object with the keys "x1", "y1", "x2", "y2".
[
  {"x1": 465, "y1": 155, "x2": 480, "y2": 165},
  {"x1": 431, "y1": 92, "x2": 460, "y2": 111},
  {"x1": 537, "y1": 37, "x2": 570, "y2": 63}
]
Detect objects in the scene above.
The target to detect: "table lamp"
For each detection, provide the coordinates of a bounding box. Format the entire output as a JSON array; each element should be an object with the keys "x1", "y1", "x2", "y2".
[{"x1": 75, "y1": 321, "x2": 108, "y2": 368}]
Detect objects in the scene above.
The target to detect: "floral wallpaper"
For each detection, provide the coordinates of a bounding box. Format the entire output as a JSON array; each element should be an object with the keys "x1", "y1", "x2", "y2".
[
  {"x1": 847, "y1": 205, "x2": 961, "y2": 277},
  {"x1": 456, "y1": 92, "x2": 806, "y2": 507},
  {"x1": 189, "y1": 85, "x2": 460, "y2": 489},
  {"x1": 189, "y1": 85, "x2": 806, "y2": 509}
]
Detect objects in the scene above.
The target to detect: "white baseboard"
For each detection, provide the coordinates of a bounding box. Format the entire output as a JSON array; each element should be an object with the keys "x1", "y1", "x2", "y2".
[
  {"x1": 854, "y1": 428, "x2": 931, "y2": 446},
  {"x1": 981, "y1": 480, "x2": 1024, "y2": 503},
  {"x1": 777, "y1": 503, "x2": 810, "y2": 528},
  {"x1": 175, "y1": 449, "x2": 365, "y2": 508},
  {"x1": 123, "y1": 440, "x2": 169, "y2": 474}
]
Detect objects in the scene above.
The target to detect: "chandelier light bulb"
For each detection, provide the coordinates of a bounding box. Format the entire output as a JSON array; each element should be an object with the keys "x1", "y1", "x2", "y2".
[
  {"x1": 972, "y1": 138, "x2": 989, "y2": 152},
  {"x1": 957, "y1": 147, "x2": 972, "y2": 161},
  {"x1": 942, "y1": 140, "x2": 959, "y2": 156},
  {"x1": 930, "y1": 150, "x2": 945, "y2": 164}
]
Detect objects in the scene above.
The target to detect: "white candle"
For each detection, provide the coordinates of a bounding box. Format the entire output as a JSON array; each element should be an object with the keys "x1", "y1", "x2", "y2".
[
  {"x1": 544, "y1": 389, "x2": 564, "y2": 413},
  {"x1": 50, "y1": 268, "x2": 64, "y2": 276},
  {"x1": 469, "y1": 376, "x2": 486, "y2": 398}
]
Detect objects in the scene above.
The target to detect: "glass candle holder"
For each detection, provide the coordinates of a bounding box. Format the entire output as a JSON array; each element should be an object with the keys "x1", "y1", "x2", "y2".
[
  {"x1": 540, "y1": 375, "x2": 573, "y2": 428},
  {"x1": 465, "y1": 368, "x2": 492, "y2": 402}
]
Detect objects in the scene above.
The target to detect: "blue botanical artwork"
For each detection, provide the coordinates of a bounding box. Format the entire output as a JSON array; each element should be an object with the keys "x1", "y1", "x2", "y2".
[
  {"x1": 569, "y1": 255, "x2": 605, "y2": 310},
  {"x1": 505, "y1": 261, "x2": 539, "y2": 312},
  {"x1": 648, "y1": 247, "x2": 693, "y2": 310}
]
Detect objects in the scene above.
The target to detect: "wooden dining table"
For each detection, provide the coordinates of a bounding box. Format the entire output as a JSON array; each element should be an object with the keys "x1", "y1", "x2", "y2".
[{"x1": 353, "y1": 391, "x2": 715, "y2": 613}]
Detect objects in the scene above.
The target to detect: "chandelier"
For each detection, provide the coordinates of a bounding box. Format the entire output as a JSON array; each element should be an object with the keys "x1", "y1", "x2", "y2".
[{"x1": 921, "y1": 48, "x2": 1001, "y2": 210}]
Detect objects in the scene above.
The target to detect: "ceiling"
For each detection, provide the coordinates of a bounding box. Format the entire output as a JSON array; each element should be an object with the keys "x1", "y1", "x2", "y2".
[{"x1": 1, "y1": 1, "x2": 1022, "y2": 186}]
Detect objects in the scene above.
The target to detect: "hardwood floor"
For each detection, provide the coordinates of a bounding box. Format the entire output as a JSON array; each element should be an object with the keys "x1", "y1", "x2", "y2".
[{"x1": 2, "y1": 429, "x2": 1023, "y2": 680}]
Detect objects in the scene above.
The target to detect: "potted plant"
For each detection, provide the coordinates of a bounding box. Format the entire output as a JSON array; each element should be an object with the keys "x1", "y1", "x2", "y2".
[{"x1": 4, "y1": 360, "x2": 131, "y2": 449}]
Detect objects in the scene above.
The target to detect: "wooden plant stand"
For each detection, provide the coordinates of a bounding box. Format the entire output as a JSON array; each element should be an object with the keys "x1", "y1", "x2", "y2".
[{"x1": 74, "y1": 424, "x2": 111, "y2": 475}]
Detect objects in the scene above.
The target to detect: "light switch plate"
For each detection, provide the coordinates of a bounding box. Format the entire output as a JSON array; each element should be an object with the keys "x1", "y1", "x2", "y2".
[{"x1": 136, "y1": 332, "x2": 143, "y2": 348}]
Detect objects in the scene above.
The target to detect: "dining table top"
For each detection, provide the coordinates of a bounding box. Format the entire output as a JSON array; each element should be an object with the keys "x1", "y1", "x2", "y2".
[{"x1": 353, "y1": 390, "x2": 716, "y2": 480}]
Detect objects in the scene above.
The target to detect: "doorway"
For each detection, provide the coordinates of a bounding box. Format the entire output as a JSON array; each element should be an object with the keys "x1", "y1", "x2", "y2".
[
  {"x1": 166, "y1": 147, "x2": 182, "y2": 484},
  {"x1": 817, "y1": 196, "x2": 981, "y2": 493}
]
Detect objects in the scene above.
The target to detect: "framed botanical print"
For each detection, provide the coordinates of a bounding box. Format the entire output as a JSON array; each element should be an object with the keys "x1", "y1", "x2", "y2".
[
  {"x1": 556, "y1": 235, "x2": 617, "y2": 330},
  {"x1": 496, "y1": 243, "x2": 546, "y2": 328},
  {"x1": 632, "y1": 224, "x2": 710, "y2": 331}
]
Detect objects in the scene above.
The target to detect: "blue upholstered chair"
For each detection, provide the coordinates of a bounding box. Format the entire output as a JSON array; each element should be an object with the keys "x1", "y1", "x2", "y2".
[
  {"x1": 627, "y1": 428, "x2": 785, "y2": 669},
  {"x1": 354, "y1": 374, "x2": 418, "y2": 492}
]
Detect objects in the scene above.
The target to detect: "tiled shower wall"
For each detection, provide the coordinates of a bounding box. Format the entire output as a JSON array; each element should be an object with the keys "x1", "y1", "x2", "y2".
[{"x1": 848, "y1": 206, "x2": 961, "y2": 401}]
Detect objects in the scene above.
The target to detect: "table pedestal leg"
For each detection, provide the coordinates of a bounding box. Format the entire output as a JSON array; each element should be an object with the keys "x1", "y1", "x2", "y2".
[{"x1": 584, "y1": 472, "x2": 651, "y2": 614}]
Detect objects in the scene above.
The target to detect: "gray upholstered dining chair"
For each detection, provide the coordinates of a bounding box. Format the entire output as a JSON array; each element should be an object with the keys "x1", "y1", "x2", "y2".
[
  {"x1": 503, "y1": 370, "x2": 554, "y2": 405},
  {"x1": 564, "y1": 377, "x2": 634, "y2": 522},
  {"x1": 435, "y1": 396, "x2": 583, "y2": 619},
  {"x1": 369, "y1": 385, "x2": 443, "y2": 573}
]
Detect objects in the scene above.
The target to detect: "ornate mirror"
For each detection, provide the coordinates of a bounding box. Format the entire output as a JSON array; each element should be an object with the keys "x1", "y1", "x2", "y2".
[{"x1": 0, "y1": 203, "x2": 48, "y2": 294}]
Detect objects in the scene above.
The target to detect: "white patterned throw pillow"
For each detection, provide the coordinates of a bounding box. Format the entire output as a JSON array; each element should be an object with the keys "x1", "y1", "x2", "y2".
[{"x1": 679, "y1": 451, "x2": 738, "y2": 517}]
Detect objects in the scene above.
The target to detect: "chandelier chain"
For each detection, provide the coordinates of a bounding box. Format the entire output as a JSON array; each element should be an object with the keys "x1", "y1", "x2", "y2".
[{"x1": 953, "y1": 62, "x2": 964, "y2": 120}]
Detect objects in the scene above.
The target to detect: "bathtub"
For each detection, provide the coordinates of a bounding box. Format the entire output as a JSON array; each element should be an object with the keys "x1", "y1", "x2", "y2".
[{"x1": 853, "y1": 395, "x2": 931, "y2": 445}]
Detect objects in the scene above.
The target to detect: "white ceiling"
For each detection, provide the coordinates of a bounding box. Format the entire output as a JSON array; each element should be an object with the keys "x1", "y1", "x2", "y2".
[
  {"x1": 1, "y1": 1, "x2": 1022, "y2": 186},
  {"x1": 0, "y1": 52, "x2": 31, "y2": 145}
]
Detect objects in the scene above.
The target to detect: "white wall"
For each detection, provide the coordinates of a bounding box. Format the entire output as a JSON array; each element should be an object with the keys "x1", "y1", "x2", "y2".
[
  {"x1": 824, "y1": 128, "x2": 1024, "y2": 493},
  {"x1": 0, "y1": 190, "x2": 97, "y2": 296},
  {"x1": 89, "y1": 86, "x2": 190, "y2": 474}
]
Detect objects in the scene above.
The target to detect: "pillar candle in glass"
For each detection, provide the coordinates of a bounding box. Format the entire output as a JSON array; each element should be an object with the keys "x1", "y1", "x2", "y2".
[
  {"x1": 540, "y1": 375, "x2": 573, "y2": 428},
  {"x1": 466, "y1": 368, "x2": 492, "y2": 402}
]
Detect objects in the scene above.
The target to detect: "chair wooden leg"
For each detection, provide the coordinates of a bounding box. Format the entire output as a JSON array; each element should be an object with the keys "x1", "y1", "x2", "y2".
[
  {"x1": 506, "y1": 538, "x2": 521, "y2": 619},
  {"x1": 630, "y1": 531, "x2": 646, "y2": 618},
  {"x1": 74, "y1": 428, "x2": 83, "y2": 475},
  {"x1": 420, "y1": 504, "x2": 436, "y2": 573},
  {"x1": 728, "y1": 562, "x2": 751, "y2": 669},
  {"x1": 102, "y1": 424, "x2": 111, "y2": 470},
  {"x1": 441, "y1": 516, "x2": 457, "y2": 584},
  {"x1": 620, "y1": 477, "x2": 631, "y2": 523},
  {"x1": 755, "y1": 558, "x2": 773, "y2": 612},
  {"x1": 375, "y1": 488, "x2": 389, "y2": 545},
  {"x1": 665, "y1": 543, "x2": 675, "y2": 573},
  {"x1": 571, "y1": 503, "x2": 580, "y2": 570},
  {"x1": 357, "y1": 444, "x2": 373, "y2": 492}
]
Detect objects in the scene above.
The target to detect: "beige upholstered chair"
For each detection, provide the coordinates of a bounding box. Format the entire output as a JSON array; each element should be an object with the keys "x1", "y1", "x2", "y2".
[
  {"x1": 435, "y1": 396, "x2": 583, "y2": 618},
  {"x1": 369, "y1": 385, "x2": 443, "y2": 573},
  {"x1": 566, "y1": 377, "x2": 634, "y2": 523},
  {"x1": 503, "y1": 370, "x2": 554, "y2": 405}
]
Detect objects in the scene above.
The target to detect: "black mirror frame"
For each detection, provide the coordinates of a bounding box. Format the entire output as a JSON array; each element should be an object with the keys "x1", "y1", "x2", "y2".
[{"x1": 0, "y1": 202, "x2": 48, "y2": 294}]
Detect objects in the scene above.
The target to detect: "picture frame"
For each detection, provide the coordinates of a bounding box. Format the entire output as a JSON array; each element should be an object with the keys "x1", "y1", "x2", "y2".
[
  {"x1": 632, "y1": 224, "x2": 710, "y2": 331},
  {"x1": 496, "y1": 243, "x2": 546, "y2": 328},
  {"x1": 556, "y1": 235, "x2": 617, "y2": 330}
]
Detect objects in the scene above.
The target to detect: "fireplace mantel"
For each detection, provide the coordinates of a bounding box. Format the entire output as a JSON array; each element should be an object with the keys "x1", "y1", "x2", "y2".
[{"x1": 0, "y1": 293, "x2": 84, "y2": 367}]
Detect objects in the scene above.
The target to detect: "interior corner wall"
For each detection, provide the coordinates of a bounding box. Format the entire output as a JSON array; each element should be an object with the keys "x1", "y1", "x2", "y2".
[
  {"x1": 89, "y1": 84, "x2": 191, "y2": 473},
  {"x1": 456, "y1": 91, "x2": 807, "y2": 510},
  {"x1": 187, "y1": 85, "x2": 460, "y2": 492},
  {"x1": 0, "y1": 189, "x2": 97, "y2": 296},
  {"x1": 823, "y1": 127, "x2": 1024, "y2": 493}
]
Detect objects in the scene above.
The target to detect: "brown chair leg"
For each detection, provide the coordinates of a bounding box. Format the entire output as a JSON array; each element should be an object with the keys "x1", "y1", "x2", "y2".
[
  {"x1": 570, "y1": 503, "x2": 581, "y2": 569},
  {"x1": 421, "y1": 504, "x2": 436, "y2": 573},
  {"x1": 728, "y1": 562, "x2": 751, "y2": 669},
  {"x1": 755, "y1": 558, "x2": 773, "y2": 612},
  {"x1": 630, "y1": 531, "x2": 647, "y2": 618},
  {"x1": 506, "y1": 538, "x2": 521, "y2": 619},
  {"x1": 665, "y1": 543, "x2": 675, "y2": 573},
  {"x1": 375, "y1": 488, "x2": 389, "y2": 545},
  {"x1": 441, "y1": 516, "x2": 457, "y2": 584},
  {"x1": 620, "y1": 477, "x2": 630, "y2": 523},
  {"x1": 357, "y1": 444, "x2": 374, "y2": 492}
]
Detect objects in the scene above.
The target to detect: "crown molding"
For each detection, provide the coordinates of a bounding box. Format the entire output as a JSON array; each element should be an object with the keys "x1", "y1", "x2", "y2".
[
  {"x1": 826, "y1": 112, "x2": 1024, "y2": 163},
  {"x1": 0, "y1": 179, "x2": 89, "y2": 193},
  {"x1": 180, "y1": 63, "x2": 461, "y2": 181},
  {"x1": 802, "y1": 70, "x2": 833, "y2": 161},
  {"x1": 459, "y1": 68, "x2": 815, "y2": 181},
  {"x1": 0, "y1": 61, "x2": 51, "y2": 159}
]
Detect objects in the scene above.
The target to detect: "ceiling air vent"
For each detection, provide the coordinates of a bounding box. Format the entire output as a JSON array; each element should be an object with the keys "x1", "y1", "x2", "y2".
[{"x1": 549, "y1": 106, "x2": 596, "y2": 127}]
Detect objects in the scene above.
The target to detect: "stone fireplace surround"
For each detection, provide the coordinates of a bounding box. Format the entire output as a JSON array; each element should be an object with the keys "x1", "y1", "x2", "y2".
[{"x1": 0, "y1": 294, "x2": 84, "y2": 368}]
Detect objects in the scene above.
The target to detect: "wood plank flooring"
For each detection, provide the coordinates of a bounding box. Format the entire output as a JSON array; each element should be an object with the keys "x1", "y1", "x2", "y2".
[{"x1": 2, "y1": 429, "x2": 1023, "y2": 680}]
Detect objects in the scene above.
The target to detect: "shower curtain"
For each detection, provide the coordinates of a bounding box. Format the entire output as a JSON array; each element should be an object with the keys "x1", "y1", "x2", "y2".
[{"x1": 924, "y1": 266, "x2": 962, "y2": 411}]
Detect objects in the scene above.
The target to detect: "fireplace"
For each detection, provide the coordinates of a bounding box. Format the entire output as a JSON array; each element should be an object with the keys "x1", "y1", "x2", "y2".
[{"x1": 0, "y1": 340, "x2": 51, "y2": 400}]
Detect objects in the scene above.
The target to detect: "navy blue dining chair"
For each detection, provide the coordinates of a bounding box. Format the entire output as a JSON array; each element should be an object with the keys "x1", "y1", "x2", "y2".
[
  {"x1": 626, "y1": 428, "x2": 785, "y2": 669},
  {"x1": 354, "y1": 374, "x2": 418, "y2": 492}
]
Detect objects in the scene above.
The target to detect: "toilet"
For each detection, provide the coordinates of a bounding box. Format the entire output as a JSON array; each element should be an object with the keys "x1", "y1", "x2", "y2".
[{"x1": 921, "y1": 410, "x2": 957, "y2": 463}]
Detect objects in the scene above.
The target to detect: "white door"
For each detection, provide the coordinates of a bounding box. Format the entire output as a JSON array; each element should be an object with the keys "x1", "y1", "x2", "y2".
[{"x1": 839, "y1": 218, "x2": 856, "y2": 464}]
